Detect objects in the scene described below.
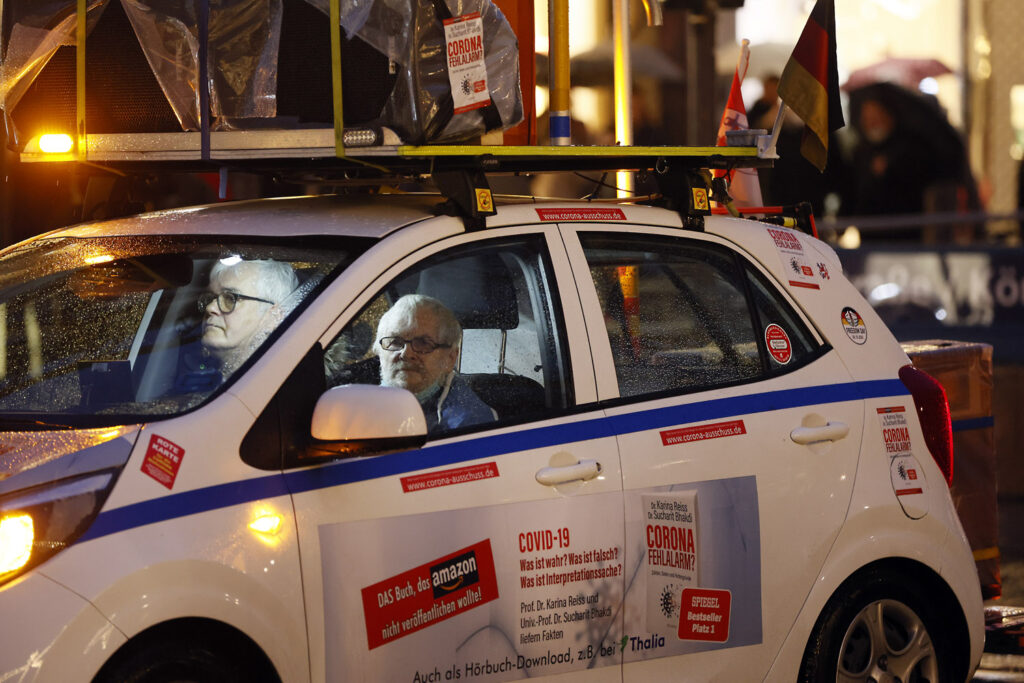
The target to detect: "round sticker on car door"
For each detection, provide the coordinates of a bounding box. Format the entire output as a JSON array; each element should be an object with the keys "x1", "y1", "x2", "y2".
[
  {"x1": 890, "y1": 454, "x2": 928, "y2": 519},
  {"x1": 840, "y1": 307, "x2": 867, "y2": 345},
  {"x1": 764, "y1": 324, "x2": 792, "y2": 365}
]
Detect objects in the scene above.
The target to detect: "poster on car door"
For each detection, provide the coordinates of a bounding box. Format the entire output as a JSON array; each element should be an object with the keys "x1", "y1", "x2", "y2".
[
  {"x1": 320, "y1": 492, "x2": 625, "y2": 681},
  {"x1": 319, "y1": 476, "x2": 762, "y2": 681},
  {"x1": 624, "y1": 476, "x2": 762, "y2": 660},
  {"x1": 643, "y1": 491, "x2": 699, "y2": 634}
]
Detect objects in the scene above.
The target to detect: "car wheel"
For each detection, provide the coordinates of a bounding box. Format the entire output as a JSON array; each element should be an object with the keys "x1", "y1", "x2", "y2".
[
  {"x1": 800, "y1": 569, "x2": 955, "y2": 683},
  {"x1": 93, "y1": 623, "x2": 279, "y2": 683}
]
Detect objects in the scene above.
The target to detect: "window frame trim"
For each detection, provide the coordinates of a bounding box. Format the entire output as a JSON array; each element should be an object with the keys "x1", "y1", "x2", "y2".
[
  {"x1": 313, "y1": 225, "x2": 587, "y2": 442},
  {"x1": 566, "y1": 224, "x2": 830, "y2": 405}
]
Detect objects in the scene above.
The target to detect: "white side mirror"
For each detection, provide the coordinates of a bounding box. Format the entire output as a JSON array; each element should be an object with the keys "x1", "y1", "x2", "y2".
[{"x1": 311, "y1": 384, "x2": 427, "y2": 443}]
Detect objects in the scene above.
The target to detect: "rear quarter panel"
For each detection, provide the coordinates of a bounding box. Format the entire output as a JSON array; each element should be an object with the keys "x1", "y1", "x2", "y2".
[{"x1": 707, "y1": 217, "x2": 983, "y2": 678}]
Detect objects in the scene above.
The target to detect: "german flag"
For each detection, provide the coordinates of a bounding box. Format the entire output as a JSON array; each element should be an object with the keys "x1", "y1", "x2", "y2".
[{"x1": 777, "y1": 0, "x2": 844, "y2": 172}]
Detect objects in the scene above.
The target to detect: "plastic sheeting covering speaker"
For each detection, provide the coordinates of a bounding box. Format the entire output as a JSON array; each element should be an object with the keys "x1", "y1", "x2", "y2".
[{"x1": 0, "y1": 0, "x2": 523, "y2": 144}]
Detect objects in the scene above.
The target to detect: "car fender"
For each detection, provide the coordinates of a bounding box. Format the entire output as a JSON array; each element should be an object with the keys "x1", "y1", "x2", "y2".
[
  {"x1": 763, "y1": 501, "x2": 983, "y2": 681},
  {"x1": 83, "y1": 557, "x2": 308, "y2": 682},
  {"x1": 0, "y1": 572, "x2": 127, "y2": 683}
]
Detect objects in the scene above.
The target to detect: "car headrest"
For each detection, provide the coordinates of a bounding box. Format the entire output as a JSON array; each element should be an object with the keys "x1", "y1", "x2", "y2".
[{"x1": 410, "y1": 253, "x2": 519, "y2": 331}]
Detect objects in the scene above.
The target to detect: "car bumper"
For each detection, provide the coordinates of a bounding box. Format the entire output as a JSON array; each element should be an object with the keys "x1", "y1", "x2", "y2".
[{"x1": 0, "y1": 571, "x2": 126, "y2": 683}]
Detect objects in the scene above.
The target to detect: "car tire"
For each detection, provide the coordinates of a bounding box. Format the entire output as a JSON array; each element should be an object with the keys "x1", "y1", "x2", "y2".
[
  {"x1": 799, "y1": 567, "x2": 957, "y2": 683},
  {"x1": 93, "y1": 624, "x2": 279, "y2": 683}
]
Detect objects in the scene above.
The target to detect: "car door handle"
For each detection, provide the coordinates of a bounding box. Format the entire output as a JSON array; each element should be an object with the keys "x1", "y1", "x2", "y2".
[
  {"x1": 790, "y1": 421, "x2": 850, "y2": 445},
  {"x1": 535, "y1": 459, "x2": 602, "y2": 486}
]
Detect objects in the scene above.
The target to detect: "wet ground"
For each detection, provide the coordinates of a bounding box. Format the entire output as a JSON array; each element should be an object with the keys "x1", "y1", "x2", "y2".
[{"x1": 972, "y1": 499, "x2": 1024, "y2": 681}]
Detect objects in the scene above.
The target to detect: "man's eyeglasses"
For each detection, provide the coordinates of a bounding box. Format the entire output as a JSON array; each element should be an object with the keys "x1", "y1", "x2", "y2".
[
  {"x1": 198, "y1": 291, "x2": 275, "y2": 314},
  {"x1": 379, "y1": 336, "x2": 452, "y2": 354}
]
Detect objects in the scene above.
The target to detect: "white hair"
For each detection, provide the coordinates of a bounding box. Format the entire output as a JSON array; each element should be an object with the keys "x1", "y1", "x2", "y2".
[
  {"x1": 209, "y1": 259, "x2": 298, "y2": 304},
  {"x1": 377, "y1": 294, "x2": 462, "y2": 348}
]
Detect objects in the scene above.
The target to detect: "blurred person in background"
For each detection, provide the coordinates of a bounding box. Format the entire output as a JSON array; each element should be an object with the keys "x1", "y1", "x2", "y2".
[{"x1": 842, "y1": 83, "x2": 980, "y2": 242}]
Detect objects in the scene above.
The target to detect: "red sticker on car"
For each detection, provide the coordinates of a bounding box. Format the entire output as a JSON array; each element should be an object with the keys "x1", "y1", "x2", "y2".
[
  {"x1": 535, "y1": 208, "x2": 626, "y2": 221},
  {"x1": 891, "y1": 455, "x2": 926, "y2": 497},
  {"x1": 360, "y1": 539, "x2": 499, "y2": 650},
  {"x1": 764, "y1": 323, "x2": 792, "y2": 365},
  {"x1": 765, "y1": 226, "x2": 819, "y2": 290},
  {"x1": 400, "y1": 462, "x2": 499, "y2": 492},
  {"x1": 660, "y1": 420, "x2": 746, "y2": 446},
  {"x1": 140, "y1": 434, "x2": 184, "y2": 489},
  {"x1": 678, "y1": 588, "x2": 731, "y2": 642}
]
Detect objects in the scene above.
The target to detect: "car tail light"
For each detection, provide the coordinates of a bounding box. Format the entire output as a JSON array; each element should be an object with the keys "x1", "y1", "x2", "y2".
[{"x1": 899, "y1": 365, "x2": 954, "y2": 486}]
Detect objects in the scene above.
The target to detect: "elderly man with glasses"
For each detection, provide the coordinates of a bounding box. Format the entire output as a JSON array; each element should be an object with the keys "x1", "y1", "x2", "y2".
[{"x1": 375, "y1": 294, "x2": 495, "y2": 433}]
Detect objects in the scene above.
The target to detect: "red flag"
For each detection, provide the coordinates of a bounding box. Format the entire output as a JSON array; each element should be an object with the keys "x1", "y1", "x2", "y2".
[
  {"x1": 715, "y1": 39, "x2": 763, "y2": 207},
  {"x1": 777, "y1": 0, "x2": 845, "y2": 171}
]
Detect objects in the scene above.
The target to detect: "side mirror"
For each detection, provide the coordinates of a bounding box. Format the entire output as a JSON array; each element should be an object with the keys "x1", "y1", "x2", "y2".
[{"x1": 308, "y1": 384, "x2": 428, "y2": 457}]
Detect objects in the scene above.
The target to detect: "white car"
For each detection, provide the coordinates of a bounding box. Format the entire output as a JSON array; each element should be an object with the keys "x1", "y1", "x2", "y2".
[{"x1": 0, "y1": 192, "x2": 982, "y2": 682}]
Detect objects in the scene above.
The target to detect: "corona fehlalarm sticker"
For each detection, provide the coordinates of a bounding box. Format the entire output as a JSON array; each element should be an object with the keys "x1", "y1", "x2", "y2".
[
  {"x1": 764, "y1": 323, "x2": 792, "y2": 365},
  {"x1": 644, "y1": 491, "x2": 699, "y2": 634},
  {"x1": 443, "y1": 13, "x2": 489, "y2": 114},
  {"x1": 841, "y1": 307, "x2": 867, "y2": 345},
  {"x1": 765, "y1": 226, "x2": 819, "y2": 290},
  {"x1": 877, "y1": 406, "x2": 912, "y2": 457}
]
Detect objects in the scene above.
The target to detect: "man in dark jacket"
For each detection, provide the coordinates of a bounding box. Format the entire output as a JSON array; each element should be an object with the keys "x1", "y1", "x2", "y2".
[{"x1": 375, "y1": 294, "x2": 495, "y2": 433}]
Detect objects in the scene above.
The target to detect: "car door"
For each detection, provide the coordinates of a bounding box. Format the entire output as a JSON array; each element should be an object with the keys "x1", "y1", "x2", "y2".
[
  {"x1": 561, "y1": 224, "x2": 865, "y2": 681},
  {"x1": 264, "y1": 224, "x2": 626, "y2": 683}
]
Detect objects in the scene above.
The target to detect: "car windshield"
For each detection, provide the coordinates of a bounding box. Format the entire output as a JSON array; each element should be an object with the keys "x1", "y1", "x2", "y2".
[{"x1": 0, "y1": 234, "x2": 365, "y2": 426}]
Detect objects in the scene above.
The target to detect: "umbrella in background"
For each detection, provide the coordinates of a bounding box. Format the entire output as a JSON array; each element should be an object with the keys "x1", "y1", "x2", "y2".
[
  {"x1": 842, "y1": 57, "x2": 952, "y2": 92},
  {"x1": 846, "y1": 81, "x2": 964, "y2": 169},
  {"x1": 844, "y1": 81, "x2": 979, "y2": 221}
]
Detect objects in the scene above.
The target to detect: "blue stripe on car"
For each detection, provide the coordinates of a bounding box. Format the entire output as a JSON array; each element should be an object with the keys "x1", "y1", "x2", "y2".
[
  {"x1": 952, "y1": 416, "x2": 993, "y2": 432},
  {"x1": 81, "y1": 379, "x2": 908, "y2": 542}
]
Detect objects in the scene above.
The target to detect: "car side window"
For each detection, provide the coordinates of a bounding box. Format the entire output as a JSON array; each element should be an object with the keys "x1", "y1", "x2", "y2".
[
  {"x1": 323, "y1": 236, "x2": 571, "y2": 435},
  {"x1": 744, "y1": 264, "x2": 820, "y2": 369},
  {"x1": 580, "y1": 232, "x2": 763, "y2": 398}
]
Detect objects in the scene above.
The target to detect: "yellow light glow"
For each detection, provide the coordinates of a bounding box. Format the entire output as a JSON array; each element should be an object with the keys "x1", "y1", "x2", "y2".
[
  {"x1": 84, "y1": 255, "x2": 115, "y2": 265},
  {"x1": 249, "y1": 514, "x2": 282, "y2": 536},
  {"x1": 0, "y1": 514, "x2": 34, "y2": 574},
  {"x1": 38, "y1": 134, "x2": 74, "y2": 154}
]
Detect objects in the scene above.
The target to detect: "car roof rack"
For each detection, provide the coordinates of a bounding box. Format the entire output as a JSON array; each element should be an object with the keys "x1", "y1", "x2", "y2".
[{"x1": 23, "y1": 138, "x2": 775, "y2": 231}]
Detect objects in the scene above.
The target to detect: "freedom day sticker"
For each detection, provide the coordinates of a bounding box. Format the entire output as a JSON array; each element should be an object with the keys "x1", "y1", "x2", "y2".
[
  {"x1": 140, "y1": 434, "x2": 184, "y2": 489},
  {"x1": 360, "y1": 539, "x2": 498, "y2": 649},
  {"x1": 764, "y1": 323, "x2": 792, "y2": 365},
  {"x1": 841, "y1": 307, "x2": 867, "y2": 345},
  {"x1": 443, "y1": 13, "x2": 489, "y2": 114},
  {"x1": 764, "y1": 226, "x2": 819, "y2": 290}
]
